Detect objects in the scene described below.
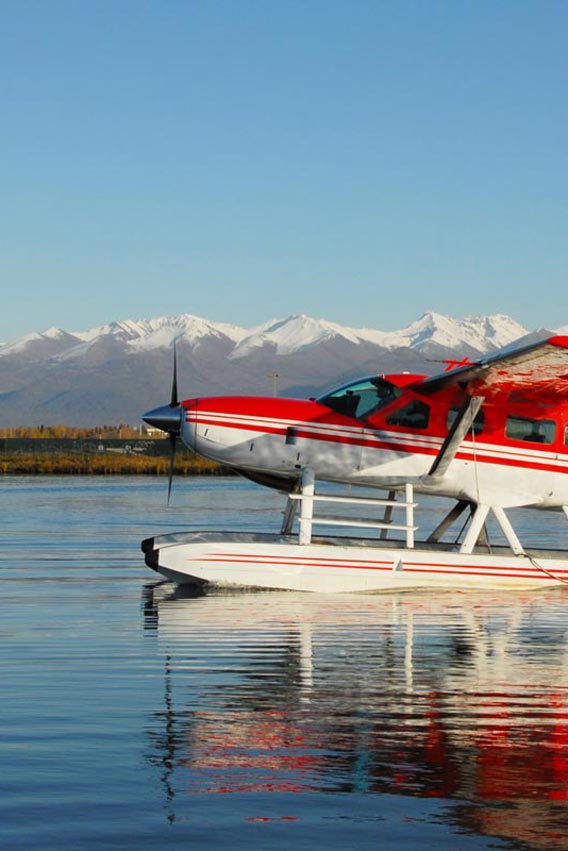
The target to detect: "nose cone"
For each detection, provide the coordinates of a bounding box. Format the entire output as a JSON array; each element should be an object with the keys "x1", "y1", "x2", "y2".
[{"x1": 142, "y1": 404, "x2": 182, "y2": 435}]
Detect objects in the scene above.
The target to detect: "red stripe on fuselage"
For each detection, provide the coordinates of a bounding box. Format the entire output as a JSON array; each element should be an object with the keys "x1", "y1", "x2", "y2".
[
  {"x1": 191, "y1": 413, "x2": 437, "y2": 455},
  {"x1": 189, "y1": 411, "x2": 568, "y2": 475}
]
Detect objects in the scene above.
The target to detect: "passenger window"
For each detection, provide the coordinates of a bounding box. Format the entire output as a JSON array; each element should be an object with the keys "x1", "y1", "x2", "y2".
[
  {"x1": 506, "y1": 416, "x2": 556, "y2": 444},
  {"x1": 386, "y1": 400, "x2": 430, "y2": 429},
  {"x1": 564, "y1": 425, "x2": 568, "y2": 446},
  {"x1": 447, "y1": 407, "x2": 485, "y2": 435}
]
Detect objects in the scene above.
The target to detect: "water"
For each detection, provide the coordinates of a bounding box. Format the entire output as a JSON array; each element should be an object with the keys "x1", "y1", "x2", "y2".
[{"x1": 1, "y1": 476, "x2": 568, "y2": 850}]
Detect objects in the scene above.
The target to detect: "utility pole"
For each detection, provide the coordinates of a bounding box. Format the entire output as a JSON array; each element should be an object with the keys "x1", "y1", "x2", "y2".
[{"x1": 269, "y1": 371, "x2": 280, "y2": 397}]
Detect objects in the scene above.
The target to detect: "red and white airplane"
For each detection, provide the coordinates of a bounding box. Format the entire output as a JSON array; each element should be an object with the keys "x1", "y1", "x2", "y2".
[{"x1": 142, "y1": 334, "x2": 568, "y2": 592}]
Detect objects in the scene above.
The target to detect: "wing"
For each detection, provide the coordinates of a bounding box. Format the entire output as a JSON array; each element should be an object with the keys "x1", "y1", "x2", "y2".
[
  {"x1": 412, "y1": 335, "x2": 568, "y2": 485},
  {"x1": 415, "y1": 335, "x2": 568, "y2": 399}
]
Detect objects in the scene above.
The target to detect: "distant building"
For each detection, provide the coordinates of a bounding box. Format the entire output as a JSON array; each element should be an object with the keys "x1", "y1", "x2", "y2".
[{"x1": 142, "y1": 424, "x2": 167, "y2": 438}]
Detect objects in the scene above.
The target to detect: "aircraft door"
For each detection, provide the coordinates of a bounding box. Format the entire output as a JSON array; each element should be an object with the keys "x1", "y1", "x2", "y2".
[
  {"x1": 313, "y1": 377, "x2": 406, "y2": 482},
  {"x1": 288, "y1": 414, "x2": 364, "y2": 482}
]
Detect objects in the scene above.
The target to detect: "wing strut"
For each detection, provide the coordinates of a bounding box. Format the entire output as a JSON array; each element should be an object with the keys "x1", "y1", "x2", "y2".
[{"x1": 428, "y1": 395, "x2": 484, "y2": 478}]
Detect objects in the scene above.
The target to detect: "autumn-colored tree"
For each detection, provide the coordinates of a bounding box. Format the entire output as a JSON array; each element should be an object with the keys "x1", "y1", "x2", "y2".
[{"x1": 0, "y1": 424, "x2": 145, "y2": 439}]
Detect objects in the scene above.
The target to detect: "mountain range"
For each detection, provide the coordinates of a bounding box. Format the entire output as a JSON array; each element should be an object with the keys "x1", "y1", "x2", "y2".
[{"x1": 0, "y1": 312, "x2": 558, "y2": 426}]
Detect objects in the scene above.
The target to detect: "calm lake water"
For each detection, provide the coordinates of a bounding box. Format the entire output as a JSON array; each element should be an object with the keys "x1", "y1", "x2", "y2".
[{"x1": 2, "y1": 476, "x2": 568, "y2": 850}]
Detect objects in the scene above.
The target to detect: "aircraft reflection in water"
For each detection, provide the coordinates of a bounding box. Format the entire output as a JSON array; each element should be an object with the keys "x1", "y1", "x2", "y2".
[{"x1": 142, "y1": 586, "x2": 568, "y2": 848}]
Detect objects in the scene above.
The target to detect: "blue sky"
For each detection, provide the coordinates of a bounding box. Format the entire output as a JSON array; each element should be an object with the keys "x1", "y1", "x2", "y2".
[{"x1": 1, "y1": 0, "x2": 567, "y2": 341}]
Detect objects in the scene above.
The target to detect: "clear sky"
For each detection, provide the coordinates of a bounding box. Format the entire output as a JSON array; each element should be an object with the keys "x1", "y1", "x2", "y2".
[{"x1": 1, "y1": 0, "x2": 567, "y2": 341}]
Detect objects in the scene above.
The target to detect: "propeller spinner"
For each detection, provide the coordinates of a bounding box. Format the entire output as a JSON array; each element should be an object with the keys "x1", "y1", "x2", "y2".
[{"x1": 143, "y1": 344, "x2": 182, "y2": 503}]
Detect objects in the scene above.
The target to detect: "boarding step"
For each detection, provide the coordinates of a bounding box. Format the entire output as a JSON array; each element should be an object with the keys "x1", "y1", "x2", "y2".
[{"x1": 282, "y1": 471, "x2": 417, "y2": 548}]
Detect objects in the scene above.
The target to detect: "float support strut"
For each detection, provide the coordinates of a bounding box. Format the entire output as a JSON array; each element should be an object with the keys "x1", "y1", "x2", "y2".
[
  {"x1": 460, "y1": 504, "x2": 524, "y2": 555},
  {"x1": 460, "y1": 504, "x2": 490, "y2": 554},
  {"x1": 298, "y1": 467, "x2": 315, "y2": 545}
]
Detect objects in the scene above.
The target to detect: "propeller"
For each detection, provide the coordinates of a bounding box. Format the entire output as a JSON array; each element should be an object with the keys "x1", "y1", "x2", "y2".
[
  {"x1": 167, "y1": 343, "x2": 179, "y2": 504},
  {"x1": 142, "y1": 342, "x2": 182, "y2": 505},
  {"x1": 169, "y1": 342, "x2": 178, "y2": 408}
]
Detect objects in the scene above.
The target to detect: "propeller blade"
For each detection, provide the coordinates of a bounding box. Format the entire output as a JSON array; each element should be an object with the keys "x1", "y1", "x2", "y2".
[
  {"x1": 169, "y1": 342, "x2": 179, "y2": 408},
  {"x1": 167, "y1": 432, "x2": 177, "y2": 505}
]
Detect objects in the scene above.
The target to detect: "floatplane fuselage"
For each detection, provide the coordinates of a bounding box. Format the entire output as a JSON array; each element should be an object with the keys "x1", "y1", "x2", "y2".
[{"x1": 142, "y1": 335, "x2": 568, "y2": 591}]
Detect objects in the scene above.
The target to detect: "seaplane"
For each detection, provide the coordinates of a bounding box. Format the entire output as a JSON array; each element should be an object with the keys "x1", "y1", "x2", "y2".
[{"x1": 141, "y1": 334, "x2": 568, "y2": 592}]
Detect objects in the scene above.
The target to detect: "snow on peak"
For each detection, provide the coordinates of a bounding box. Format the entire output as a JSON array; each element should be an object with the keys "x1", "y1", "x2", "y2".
[
  {"x1": 69, "y1": 313, "x2": 247, "y2": 355},
  {"x1": 229, "y1": 314, "x2": 362, "y2": 358},
  {"x1": 1, "y1": 310, "x2": 535, "y2": 363},
  {"x1": 462, "y1": 314, "x2": 526, "y2": 349},
  {"x1": 73, "y1": 319, "x2": 147, "y2": 343},
  {"x1": 0, "y1": 326, "x2": 76, "y2": 358},
  {"x1": 367, "y1": 311, "x2": 528, "y2": 353},
  {"x1": 128, "y1": 313, "x2": 247, "y2": 352},
  {"x1": 43, "y1": 326, "x2": 69, "y2": 340}
]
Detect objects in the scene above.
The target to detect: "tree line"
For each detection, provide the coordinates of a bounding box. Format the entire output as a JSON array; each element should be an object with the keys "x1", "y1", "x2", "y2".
[
  {"x1": 0, "y1": 424, "x2": 148, "y2": 439},
  {"x1": 0, "y1": 452, "x2": 228, "y2": 476}
]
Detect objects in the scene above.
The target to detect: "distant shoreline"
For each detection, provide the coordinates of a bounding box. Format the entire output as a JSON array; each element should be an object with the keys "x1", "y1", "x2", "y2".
[{"x1": 0, "y1": 452, "x2": 232, "y2": 476}]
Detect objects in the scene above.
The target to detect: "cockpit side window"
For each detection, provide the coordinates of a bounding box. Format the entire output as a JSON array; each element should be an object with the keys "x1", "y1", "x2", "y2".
[
  {"x1": 318, "y1": 377, "x2": 401, "y2": 420},
  {"x1": 386, "y1": 400, "x2": 430, "y2": 430}
]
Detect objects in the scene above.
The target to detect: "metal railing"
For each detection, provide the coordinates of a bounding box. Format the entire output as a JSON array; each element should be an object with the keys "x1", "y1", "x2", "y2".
[{"x1": 283, "y1": 469, "x2": 417, "y2": 548}]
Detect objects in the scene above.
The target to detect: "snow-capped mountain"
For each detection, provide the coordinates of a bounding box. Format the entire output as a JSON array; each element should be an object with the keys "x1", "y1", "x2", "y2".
[
  {"x1": 0, "y1": 326, "x2": 81, "y2": 358},
  {"x1": 1, "y1": 310, "x2": 529, "y2": 361},
  {"x1": 0, "y1": 311, "x2": 550, "y2": 426},
  {"x1": 235, "y1": 311, "x2": 528, "y2": 356},
  {"x1": 72, "y1": 314, "x2": 247, "y2": 349},
  {"x1": 229, "y1": 315, "x2": 364, "y2": 358},
  {"x1": 375, "y1": 312, "x2": 529, "y2": 353}
]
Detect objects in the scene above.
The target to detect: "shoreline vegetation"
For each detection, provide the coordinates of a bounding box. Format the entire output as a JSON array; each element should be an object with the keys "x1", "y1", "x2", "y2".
[
  {"x1": 0, "y1": 426, "x2": 230, "y2": 476},
  {"x1": 0, "y1": 453, "x2": 229, "y2": 476}
]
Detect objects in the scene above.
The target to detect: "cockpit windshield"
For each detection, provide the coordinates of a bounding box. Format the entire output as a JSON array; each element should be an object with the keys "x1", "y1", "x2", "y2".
[{"x1": 318, "y1": 376, "x2": 401, "y2": 420}]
